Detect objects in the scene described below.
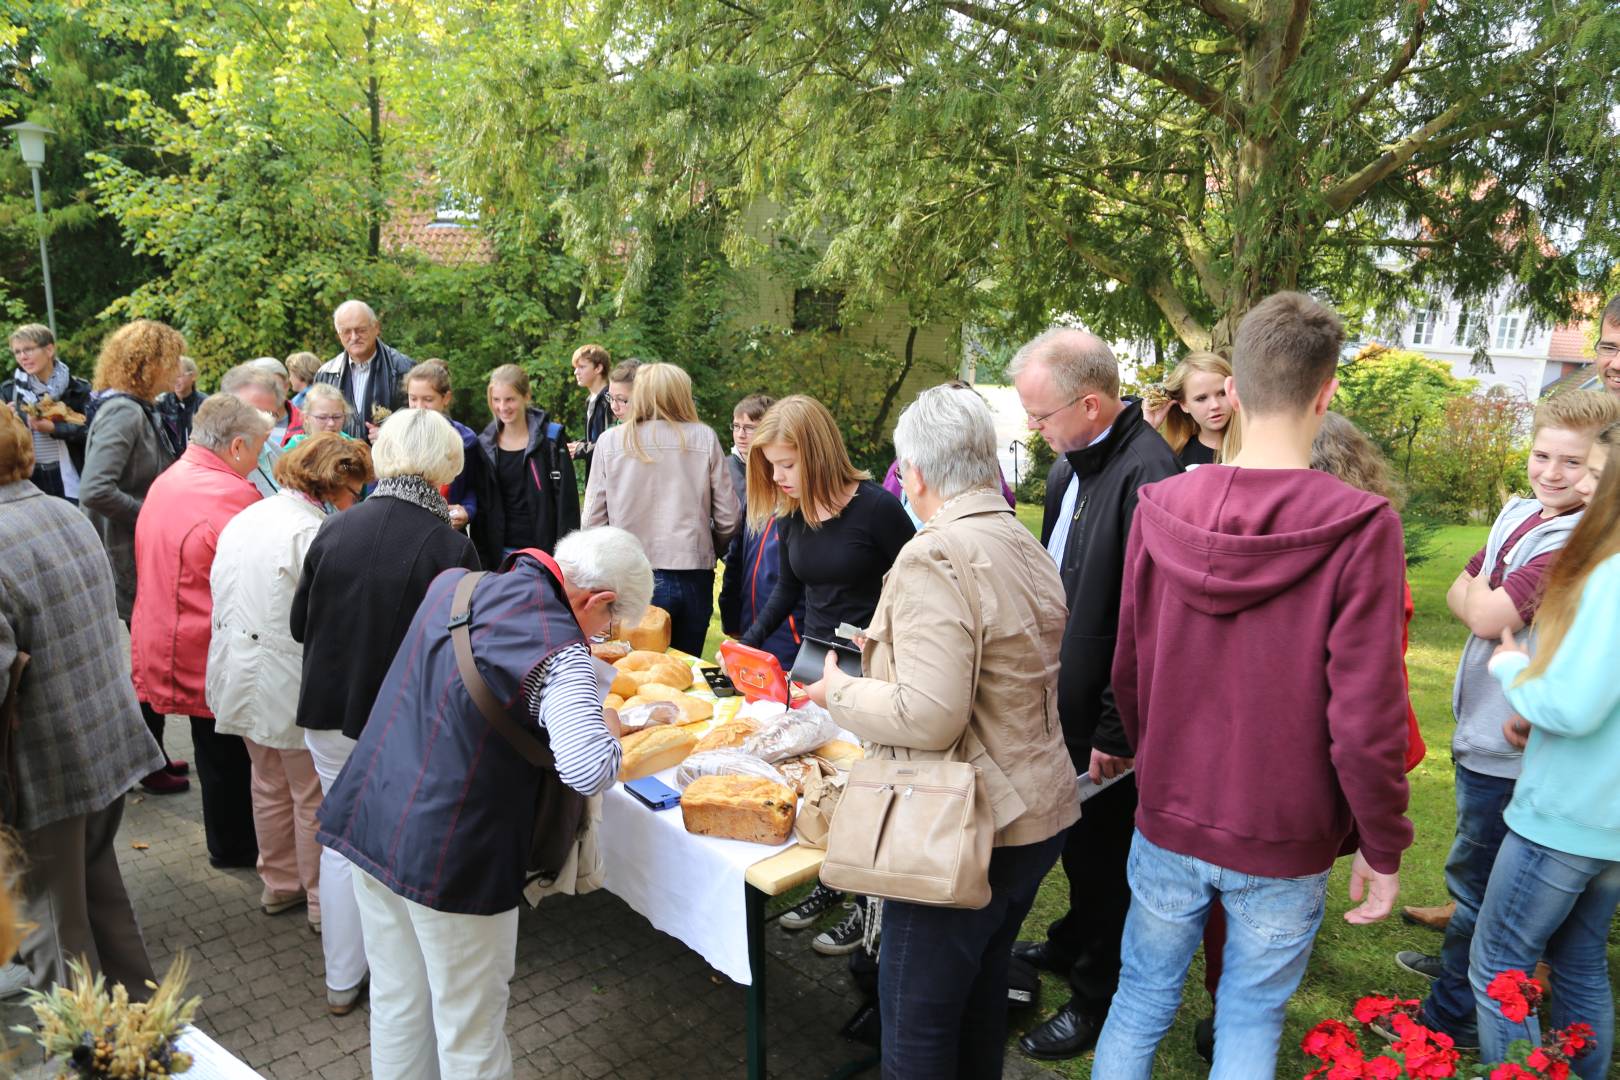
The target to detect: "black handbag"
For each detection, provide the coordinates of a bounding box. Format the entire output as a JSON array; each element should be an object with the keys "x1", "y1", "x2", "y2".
[
  {"x1": 0, "y1": 651, "x2": 28, "y2": 827},
  {"x1": 448, "y1": 572, "x2": 585, "y2": 885}
]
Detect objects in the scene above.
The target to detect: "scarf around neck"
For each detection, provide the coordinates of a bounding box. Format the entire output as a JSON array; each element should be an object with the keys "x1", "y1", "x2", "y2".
[
  {"x1": 12, "y1": 360, "x2": 69, "y2": 405},
  {"x1": 372, "y1": 474, "x2": 451, "y2": 524}
]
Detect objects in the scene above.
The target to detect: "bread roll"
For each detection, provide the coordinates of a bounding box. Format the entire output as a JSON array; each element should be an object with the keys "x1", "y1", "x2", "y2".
[
  {"x1": 618, "y1": 725, "x2": 698, "y2": 781},
  {"x1": 681, "y1": 775, "x2": 797, "y2": 845},
  {"x1": 633, "y1": 683, "x2": 713, "y2": 724},
  {"x1": 812, "y1": 739, "x2": 863, "y2": 768},
  {"x1": 605, "y1": 693, "x2": 625, "y2": 711},
  {"x1": 592, "y1": 641, "x2": 631, "y2": 663},
  {"x1": 620, "y1": 606, "x2": 672, "y2": 653},
  {"x1": 694, "y1": 718, "x2": 759, "y2": 754}
]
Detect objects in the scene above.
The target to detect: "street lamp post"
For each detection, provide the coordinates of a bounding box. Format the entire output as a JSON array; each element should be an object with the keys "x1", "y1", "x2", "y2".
[{"x1": 5, "y1": 121, "x2": 56, "y2": 339}]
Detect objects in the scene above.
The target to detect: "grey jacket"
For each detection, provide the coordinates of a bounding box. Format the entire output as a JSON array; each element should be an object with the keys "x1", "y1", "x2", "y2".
[
  {"x1": 582, "y1": 420, "x2": 740, "y2": 570},
  {"x1": 79, "y1": 395, "x2": 177, "y2": 621},
  {"x1": 0, "y1": 482, "x2": 165, "y2": 831},
  {"x1": 1451, "y1": 496, "x2": 1582, "y2": 779}
]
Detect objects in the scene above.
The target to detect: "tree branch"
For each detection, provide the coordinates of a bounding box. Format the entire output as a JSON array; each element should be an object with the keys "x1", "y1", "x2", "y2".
[
  {"x1": 1187, "y1": 0, "x2": 1253, "y2": 36},
  {"x1": 1341, "y1": 5, "x2": 1427, "y2": 129},
  {"x1": 1321, "y1": 28, "x2": 1562, "y2": 215},
  {"x1": 944, "y1": 1, "x2": 1246, "y2": 129}
]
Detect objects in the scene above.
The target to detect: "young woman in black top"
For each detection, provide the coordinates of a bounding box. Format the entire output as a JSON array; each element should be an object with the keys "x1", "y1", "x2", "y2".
[
  {"x1": 1155, "y1": 351, "x2": 1232, "y2": 468},
  {"x1": 735, "y1": 394, "x2": 913, "y2": 951},
  {"x1": 470, "y1": 364, "x2": 580, "y2": 566}
]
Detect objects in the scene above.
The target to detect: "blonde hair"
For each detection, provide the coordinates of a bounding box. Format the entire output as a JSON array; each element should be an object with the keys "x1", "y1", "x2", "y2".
[
  {"x1": 302, "y1": 382, "x2": 349, "y2": 417},
  {"x1": 1521, "y1": 421, "x2": 1620, "y2": 682},
  {"x1": 285, "y1": 351, "x2": 321, "y2": 384},
  {"x1": 486, "y1": 364, "x2": 531, "y2": 425},
  {"x1": 1533, "y1": 389, "x2": 1620, "y2": 439},
  {"x1": 372, "y1": 407, "x2": 464, "y2": 486},
  {"x1": 746, "y1": 395, "x2": 868, "y2": 530},
  {"x1": 1159, "y1": 352, "x2": 1232, "y2": 456},
  {"x1": 93, "y1": 319, "x2": 185, "y2": 401},
  {"x1": 623, "y1": 362, "x2": 700, "y2": 463}
]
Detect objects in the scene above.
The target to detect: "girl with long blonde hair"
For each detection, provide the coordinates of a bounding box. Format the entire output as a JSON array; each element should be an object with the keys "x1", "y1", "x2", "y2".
[
  {"x1": 469, "y1": 363, "x2": 580, "y2": 566},
  {"x1": 1466, "y1": 420, "x2": 1620, "y2": 1076},
  {"x1": 1156, "y1": 351, "x2": 1233, "y2": 467},
  {"x1": 583, "y1": 362, "x2": 737, "y2": 653}
]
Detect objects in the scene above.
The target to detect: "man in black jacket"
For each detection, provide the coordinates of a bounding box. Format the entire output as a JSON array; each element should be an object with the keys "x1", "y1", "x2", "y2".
[
  {"x1": 1008, "y1": 328, "x2": 1182, "y2": 1061},
  {"x1": 314, "y1": 299, "x2": 414, "y2": 443}
]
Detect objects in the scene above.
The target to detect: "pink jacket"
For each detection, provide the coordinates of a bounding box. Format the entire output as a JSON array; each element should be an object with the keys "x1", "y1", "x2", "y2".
[{"x1": 130, "y1": 444, "x2": 261, "y2": 716}]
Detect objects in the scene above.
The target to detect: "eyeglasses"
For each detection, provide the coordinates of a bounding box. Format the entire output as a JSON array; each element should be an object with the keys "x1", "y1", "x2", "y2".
[
  {"x1": 310, "y1": 413, "x2": 346, "y2": 423},
  {"x1": 11, "y1": 345, "x2": 41, "y2": 355},
  {"x1": 1596, "y1": 342, "x2": 1620, "y2": 359},
  {"x1": 609, "y1": 394, "x2": 631, "y2": 407},
  {"x1": 731, "y1": 422, "x2": 758, "y2": 435},
  {"x1": 347, "y1": 485, "x2": 365, "y2": 500},
  {"x1": 1027, "y1": 396, "x2": 1082, "y2": 426}
]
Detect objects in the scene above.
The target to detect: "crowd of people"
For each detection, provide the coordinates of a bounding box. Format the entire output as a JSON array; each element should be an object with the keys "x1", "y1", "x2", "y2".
[{"x1": 1, "y1": 288, "x2": 1619, "y2": 1080}]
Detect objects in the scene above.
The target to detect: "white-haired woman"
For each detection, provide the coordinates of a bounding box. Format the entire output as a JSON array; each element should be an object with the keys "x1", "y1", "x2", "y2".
[
  {"x1": 291, "y1": 407, "x2": 480, "y2": 1014},
  {"x1": 804, "y1": 385, "x2": 1082, "y2": 1079},
  {"x1": 130, "y1": 394, "x2": 272, "y2": 869},
  {"x1": 316, "y1": 527, "x2": 651, "y2": 1079}
]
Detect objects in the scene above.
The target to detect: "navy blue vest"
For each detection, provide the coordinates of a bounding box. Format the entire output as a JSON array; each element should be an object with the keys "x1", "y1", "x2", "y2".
[{"x1": 316, "y1": 555, "x2": 584, "y2": 914}]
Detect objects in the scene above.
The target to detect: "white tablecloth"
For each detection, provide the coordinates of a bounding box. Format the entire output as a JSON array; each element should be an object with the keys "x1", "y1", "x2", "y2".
[{"x1": 600, "y1": 765, "x2": 791, "y2": 985}]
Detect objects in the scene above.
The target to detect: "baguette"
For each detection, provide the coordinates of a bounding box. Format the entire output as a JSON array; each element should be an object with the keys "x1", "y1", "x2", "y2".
[{"x1": 618, "y1": 725, "x2": 698, "y2": 781}]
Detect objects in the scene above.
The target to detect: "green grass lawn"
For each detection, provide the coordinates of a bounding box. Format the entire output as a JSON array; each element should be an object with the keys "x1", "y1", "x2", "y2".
[{"x1": 707, "y1": 517, "x2": 1596, "y2": 1074}]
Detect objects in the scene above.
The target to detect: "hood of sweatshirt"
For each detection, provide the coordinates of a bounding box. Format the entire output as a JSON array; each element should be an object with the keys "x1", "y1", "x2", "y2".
[{"x1": 1135, "y1": 466, "x2": 1393, "y2": 616}]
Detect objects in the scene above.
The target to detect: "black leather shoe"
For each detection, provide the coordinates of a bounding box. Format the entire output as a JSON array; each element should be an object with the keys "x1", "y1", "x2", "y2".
[
  {"x1": 1019, "y1": 1001, "x2": 1103, "y2": 1061},
  {"x1": 1010, "y1": 939, "x2": 1075, "y2": 975}
]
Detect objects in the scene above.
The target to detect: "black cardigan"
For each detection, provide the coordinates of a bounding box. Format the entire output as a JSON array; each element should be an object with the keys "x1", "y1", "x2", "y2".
[
  {"x1": 1040, "y1": 398, "x2": 1181, "y2": 768},
  {"x1": 291, "y1": 495, "x2": 482, "y2": 739}
]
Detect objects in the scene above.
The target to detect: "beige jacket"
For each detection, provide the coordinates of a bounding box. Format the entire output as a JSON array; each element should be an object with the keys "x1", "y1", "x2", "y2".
[
  {"x1": 825, "y1": 491, "x2": 1082, "y2": 848},
  {"x1": 583, "y1": 420, "x2": 741, "y2": 570}
]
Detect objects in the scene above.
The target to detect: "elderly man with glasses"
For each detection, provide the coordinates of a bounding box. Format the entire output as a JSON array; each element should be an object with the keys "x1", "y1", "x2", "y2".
[
  {"x1": 1007, "y1": 328, "x2": 1182, "y2": 1062},
  {"x1": 313, "y1": 300, "x2": 414, "y2": 443}
]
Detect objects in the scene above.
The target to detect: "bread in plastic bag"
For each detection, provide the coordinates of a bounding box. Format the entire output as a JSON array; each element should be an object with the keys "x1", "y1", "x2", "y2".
[
  {"x1": 615, "y1": 700, "x2": 684, "y2": 735},
  {"x1": 740, "y1": 704, "x2": 841, "y2": 764},
  {"x1": 675, "y1": 750, "x2": 789, "y2": 790}
]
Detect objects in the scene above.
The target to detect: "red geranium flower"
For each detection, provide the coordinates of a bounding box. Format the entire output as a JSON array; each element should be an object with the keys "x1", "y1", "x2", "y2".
[
  {"x1": 1553, "y1": 1022, "x2": 1594, "y2": 1057},
  {"x1": 1488, "y1": 1064, "x2": 1538, "y2": 1080},
  {"x1": 1303, "y1": 1019, "x2": 1359, "y2": 1062}
]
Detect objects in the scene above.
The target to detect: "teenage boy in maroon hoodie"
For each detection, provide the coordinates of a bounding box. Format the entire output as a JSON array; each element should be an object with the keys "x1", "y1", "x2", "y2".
[{"x1": 1091, "y1": 292, "x2": 1415, "y2": 1079}]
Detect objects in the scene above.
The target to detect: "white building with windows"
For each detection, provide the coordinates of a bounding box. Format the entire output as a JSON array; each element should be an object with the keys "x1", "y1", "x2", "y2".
[{"x1": 1369, "y1": 295, "x2": 1592, "y2": 398}]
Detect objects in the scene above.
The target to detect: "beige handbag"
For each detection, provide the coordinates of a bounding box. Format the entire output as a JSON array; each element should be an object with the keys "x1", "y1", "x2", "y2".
[{"x1": 818, "y1": 527, "x2": 995, "y2": 909}]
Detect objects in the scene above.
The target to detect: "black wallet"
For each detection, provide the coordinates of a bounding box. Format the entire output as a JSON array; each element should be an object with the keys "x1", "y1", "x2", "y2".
[{"x1": 789, "y1": 636, "x2": 864, "y2": 684}]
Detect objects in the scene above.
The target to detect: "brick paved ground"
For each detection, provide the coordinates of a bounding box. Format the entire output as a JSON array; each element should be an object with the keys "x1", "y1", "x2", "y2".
[{"x1": 7, "y1": 724, "x2": 1050, "y2": 1079}]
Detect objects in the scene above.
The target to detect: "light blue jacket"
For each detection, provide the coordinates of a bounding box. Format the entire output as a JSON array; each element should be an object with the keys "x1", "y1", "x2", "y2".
[{"x1": 1491, "y1": 553, "x2": 1620, "y2": 861}]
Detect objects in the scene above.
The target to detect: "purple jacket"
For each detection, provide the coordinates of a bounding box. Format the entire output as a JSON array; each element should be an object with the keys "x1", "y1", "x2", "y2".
[{"x1": 882, "y1": 460, "x2": 1016, "y2": 508}]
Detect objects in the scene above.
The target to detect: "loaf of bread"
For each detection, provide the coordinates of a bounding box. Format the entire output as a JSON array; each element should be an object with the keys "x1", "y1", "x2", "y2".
[
  {"x1": 695, "y1": 718, "x2": 759, "y2": 754},
  {"x1": 605, "y1": 693, "x2": 625, "y2": 711},
  {"x1": 618, "y1": 725, "x2": 698, "y2": 781},
  {"x1": 681, "y1": 775, "x2": 797, "y2": 845},
  {"x1": 630, "y1": 683, "x2": 713, "y2": 724},
  {"x1": 619, "y1": 606, "x2": 672, "y2": 653},
  {"x1": 610, "y1": 652, "x2": 694, "y2": 697},
  {"x1": 812, "y1": 739, "x2": 863, "y2": 768}
]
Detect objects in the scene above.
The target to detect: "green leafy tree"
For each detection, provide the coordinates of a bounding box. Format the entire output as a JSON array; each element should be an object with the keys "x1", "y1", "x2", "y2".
[
  {"x1": 1333, "y1": 344, "x2": 1475, "y2": 478},
  {"x1": 467, "y1": 0, "x2": 1620, "y2": 350}
]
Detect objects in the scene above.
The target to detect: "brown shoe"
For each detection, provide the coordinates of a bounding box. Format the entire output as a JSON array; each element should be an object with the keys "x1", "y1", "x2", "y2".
[
  {"x1": 1400, "y1": 901, "x2": 1456, "y2": 931},
  {"x1": 260, "y1": 888, "x2": 307, "y2": 916}
]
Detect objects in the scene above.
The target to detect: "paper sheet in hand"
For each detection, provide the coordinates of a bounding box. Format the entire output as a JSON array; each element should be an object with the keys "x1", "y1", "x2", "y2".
[
  {"x1": 174, "y1": 1027, "x2": 265, "y2": 1079},
  {"x1": 1077, "y1": 768, "x2": 1131, "y2": 803}
]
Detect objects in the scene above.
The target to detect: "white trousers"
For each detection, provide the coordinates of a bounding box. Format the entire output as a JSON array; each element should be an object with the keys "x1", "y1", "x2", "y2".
[
  {"x1": 304, "y1": 728, "x2": 367, "y2": 993},
  {"x1": 352, "y1": 868, "x2": 518, "y2": 1080}
]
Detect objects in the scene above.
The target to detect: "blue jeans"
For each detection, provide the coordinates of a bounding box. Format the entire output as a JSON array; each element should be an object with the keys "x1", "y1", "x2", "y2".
[
  {"x1": 651, "y1": 568, "x2": 714, "y2": 656},
  {"x1": 878, "y1": 833, "x2": 1063, "y2": 1079},
  {"x1": 1470, "y1": 829, "x2": 1620, "y2": 1080},
  {"x1": 1092, "y1": 832, "x2": 1331, "y2": 1080},
  {"x1": 1422, "y1": 764, "x2": 1516, "y2": 1041}
]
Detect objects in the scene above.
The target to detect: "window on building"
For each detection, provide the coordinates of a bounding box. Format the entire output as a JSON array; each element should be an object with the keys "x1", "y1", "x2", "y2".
[
  {"x1": 1411, "y1": 307, "x2": 1440, "y2": 346},
  {"x1": 792, "y1": 288, "x2": 843, "y2": 332},
  {"x1": 1493, "y1": 313, "x2": 1522, "y2": 350}
]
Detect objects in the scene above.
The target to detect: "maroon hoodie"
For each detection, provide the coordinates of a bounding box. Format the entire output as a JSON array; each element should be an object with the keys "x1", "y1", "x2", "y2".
[{"x1": 1113, "y1": 466, "x2": 1414, "y2": 877}]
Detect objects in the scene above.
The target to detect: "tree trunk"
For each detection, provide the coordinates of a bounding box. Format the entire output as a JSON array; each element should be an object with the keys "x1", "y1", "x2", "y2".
[
  {"x1": 869, "y1": 324, "x2": 920, "y2": 443},
  {"x1": 365, "y1": 5, "x2": 382, "y2": 259}
]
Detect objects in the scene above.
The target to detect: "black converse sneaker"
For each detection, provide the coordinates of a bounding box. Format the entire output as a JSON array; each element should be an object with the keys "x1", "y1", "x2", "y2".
[
  {"x1": 779, "y1": 883, "x2": 846, "y2": 931},
  {"x1": 812, "y1": 899, "x2": 866, "y2": 956}
]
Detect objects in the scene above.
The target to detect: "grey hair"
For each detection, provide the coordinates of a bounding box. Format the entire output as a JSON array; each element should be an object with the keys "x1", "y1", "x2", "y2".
[
  {"x1": 190, "y1": 392, "x2": 272, "y2": 452},
  {"x1": 1006, "y1": 328, "x2": 1120, "y2": 401},
  {"x1": 219, "y1": 363, "x2": 283, "y2": 399},
  {"x1": 371, "y1": 407, "x2": 463, "y2": 486},
  {"x1": 249, "y1": 355, "x2": 289, "y2": 379},
  {"x1": 894, "y1": 386, "x2": 1002, "y2": 500},
  {"x1": 553, "y1": 526, "x2": 655, "y2": 628},
  {"x1": 178, "y1": 355, "x2": 199, "y2": 377},
  {"x1": 333, "y1": 299, "x2": 379, "y2": 327}
]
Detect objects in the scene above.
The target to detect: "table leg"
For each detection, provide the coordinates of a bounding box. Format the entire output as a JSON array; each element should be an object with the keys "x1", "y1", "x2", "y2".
[{"x1": 746, "y1": 882, "x2": 767, "y2": 1080}]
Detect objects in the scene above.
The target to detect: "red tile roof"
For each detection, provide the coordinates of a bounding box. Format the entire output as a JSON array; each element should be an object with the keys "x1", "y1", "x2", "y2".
[
  {"x1": 382, "y1": 209, "x2": 493, "y2": 265},
  {"x1": 1547, "y1": 322, "x2": 1590, "y2": 360}
]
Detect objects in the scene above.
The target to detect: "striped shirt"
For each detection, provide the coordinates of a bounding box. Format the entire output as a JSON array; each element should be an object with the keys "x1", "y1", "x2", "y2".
[{"x1": 519, "y1": 642, "x2": 621, "y2": 796}]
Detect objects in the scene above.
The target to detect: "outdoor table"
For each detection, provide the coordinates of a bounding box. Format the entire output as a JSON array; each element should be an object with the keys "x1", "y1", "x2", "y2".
[{"x1": 596, "y1": 649, "x2": 856, "y2": 1079}]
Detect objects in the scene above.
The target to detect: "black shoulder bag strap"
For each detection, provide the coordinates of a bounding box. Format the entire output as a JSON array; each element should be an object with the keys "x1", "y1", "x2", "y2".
[{"x1": 448, "y1": 572, "x2": 555, "y2": 768}]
